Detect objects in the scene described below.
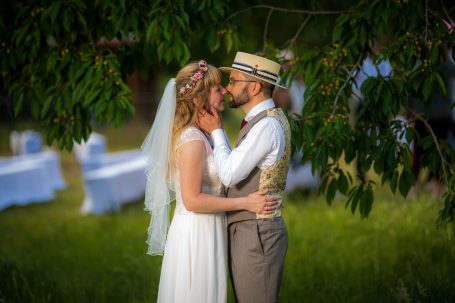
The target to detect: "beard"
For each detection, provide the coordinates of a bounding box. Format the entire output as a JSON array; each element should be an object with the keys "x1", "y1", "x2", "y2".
[{"x1": 228, "y1": 86, "x2": 250, "y2": 108}]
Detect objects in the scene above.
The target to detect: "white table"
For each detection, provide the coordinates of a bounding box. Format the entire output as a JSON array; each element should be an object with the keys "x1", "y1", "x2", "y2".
[
  {"x1": 0, "y1": 150, "x2": 66, "y2": 190},
  {"x1": 81, "y1": 158, "x2": 147, "y2": 214},
  {"x1": 78, "y1": 149, "x2": 143, "y2": 176},
  {"x1": 0, "y1": 161, "x2": 54, "y2": 210}
]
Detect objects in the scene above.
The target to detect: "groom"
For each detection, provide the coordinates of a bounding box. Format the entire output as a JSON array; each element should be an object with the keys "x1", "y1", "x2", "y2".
[{"x1": 199, "y1": 51, "x2": 291, "y2": 303}]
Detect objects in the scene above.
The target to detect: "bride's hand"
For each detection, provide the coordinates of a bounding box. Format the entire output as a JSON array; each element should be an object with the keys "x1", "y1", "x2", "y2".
[{"x1": 245, "y1": 189, "x2": 280, "y2": 214}]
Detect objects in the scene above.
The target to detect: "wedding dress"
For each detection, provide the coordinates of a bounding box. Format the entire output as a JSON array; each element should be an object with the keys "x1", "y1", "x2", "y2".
[{"x1": 157, "y1": 127, "x2": 227, "y2": 303}]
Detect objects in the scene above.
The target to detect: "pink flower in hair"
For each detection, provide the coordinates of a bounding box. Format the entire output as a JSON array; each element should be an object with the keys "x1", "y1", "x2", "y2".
[
  {"x1": 193, "y1": 72, "x2": 203, "y2": 80},
  {"x1": 179, "y1": 60, "x2": 209, "y2": 95}
]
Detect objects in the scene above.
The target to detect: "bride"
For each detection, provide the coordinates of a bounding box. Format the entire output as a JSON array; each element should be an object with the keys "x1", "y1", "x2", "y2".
[{"x1": 142, "y1": 60, "x2": 278, "y2": 303}]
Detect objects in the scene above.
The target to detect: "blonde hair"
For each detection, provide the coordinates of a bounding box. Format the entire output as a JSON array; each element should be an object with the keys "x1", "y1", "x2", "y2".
[{"x1": 170, "y1": 61, "x2": 220, "y2": 172}]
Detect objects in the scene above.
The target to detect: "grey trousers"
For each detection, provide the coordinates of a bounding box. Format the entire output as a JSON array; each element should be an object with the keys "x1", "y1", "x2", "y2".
[{"x1": 228, "y1": 217, "x2": 288, "y2": 303}]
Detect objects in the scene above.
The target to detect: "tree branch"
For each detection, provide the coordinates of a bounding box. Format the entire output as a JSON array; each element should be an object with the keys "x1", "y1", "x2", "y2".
[
  {"x1": 262, "y1": 9, "x2": 274, "y2": 54},
  {"x1": 407, "y1": 107, "x2": 450, "y2": 188},
  {"x1": 224, "y1": 5, "x2": 347, "y2": 23},
  {"x1": 351, "y1": 90, "x2": 363, "y2": 101},
  {"x1": 286, "y1": 15, "x2": 312, "y2": 52},
  {"x1": 332, "y1": 54, "x2": 364, "y2": 115}
]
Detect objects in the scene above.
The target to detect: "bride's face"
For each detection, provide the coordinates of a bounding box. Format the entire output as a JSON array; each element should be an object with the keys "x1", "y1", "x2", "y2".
[{"x1": 208, "y1": 83, "x2": 227, "y2": 112}]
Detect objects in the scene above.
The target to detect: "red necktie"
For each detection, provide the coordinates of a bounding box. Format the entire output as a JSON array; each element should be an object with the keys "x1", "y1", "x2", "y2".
[{"x1": 240, "y1": 119, "x2": 248, "y2": 129}]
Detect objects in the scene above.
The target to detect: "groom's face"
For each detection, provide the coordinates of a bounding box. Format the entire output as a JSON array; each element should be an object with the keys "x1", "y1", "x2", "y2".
[{"x1": 226, "y1": 71, "x2": 252, "y2": 109}]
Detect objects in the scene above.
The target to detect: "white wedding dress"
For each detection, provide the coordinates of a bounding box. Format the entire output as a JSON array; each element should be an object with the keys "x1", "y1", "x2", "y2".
[{"x1": 157, "y1": 127, "x2": 227, "y2": 303}]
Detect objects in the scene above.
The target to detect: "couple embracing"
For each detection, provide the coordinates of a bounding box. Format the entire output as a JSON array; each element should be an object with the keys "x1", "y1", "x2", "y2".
[{"x1": 142, "y1": 51, "x2": 291, "y2": 303}]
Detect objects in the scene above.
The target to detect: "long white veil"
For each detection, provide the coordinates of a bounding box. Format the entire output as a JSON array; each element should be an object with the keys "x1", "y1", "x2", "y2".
[{"x1": 141, "y1": 78, "x2": 176, "y2": 255}]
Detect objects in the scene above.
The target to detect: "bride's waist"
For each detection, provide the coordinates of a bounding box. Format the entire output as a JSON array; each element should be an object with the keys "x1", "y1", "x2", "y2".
[{"x1": 174, "y1": 208, "x2": 226, "y2": 217}]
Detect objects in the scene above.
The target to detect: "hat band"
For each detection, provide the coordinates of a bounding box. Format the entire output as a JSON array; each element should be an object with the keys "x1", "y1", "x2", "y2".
[{"x1": 232, "y1": 62, "x2": 278, "y2": 83}]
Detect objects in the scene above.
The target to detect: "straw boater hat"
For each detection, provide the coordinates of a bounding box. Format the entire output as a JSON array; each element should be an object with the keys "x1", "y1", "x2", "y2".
[{"x1": 219, "y1": 51, "x2": 287, "y2": 89}]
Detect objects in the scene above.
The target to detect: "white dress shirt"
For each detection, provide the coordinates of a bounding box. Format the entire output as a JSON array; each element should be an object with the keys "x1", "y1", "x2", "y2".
[{"x1": 211, "y1": 99, "x2": 285, "y2": 187}]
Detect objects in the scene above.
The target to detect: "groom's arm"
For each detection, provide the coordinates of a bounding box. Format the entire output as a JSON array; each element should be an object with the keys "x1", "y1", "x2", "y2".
[{"x1": 211, "y1": 119, "x2": 279, "y2": 187}]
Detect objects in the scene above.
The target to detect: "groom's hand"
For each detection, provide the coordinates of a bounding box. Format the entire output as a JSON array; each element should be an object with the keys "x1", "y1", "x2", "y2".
[{"x1": 198, "y1": 106, "x2": 222, "y2": 134}]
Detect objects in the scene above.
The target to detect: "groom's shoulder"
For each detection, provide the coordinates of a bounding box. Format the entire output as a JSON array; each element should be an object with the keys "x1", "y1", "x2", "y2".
[{"x1": 252, "y1": 116, "x2": 284, "y2": 136}]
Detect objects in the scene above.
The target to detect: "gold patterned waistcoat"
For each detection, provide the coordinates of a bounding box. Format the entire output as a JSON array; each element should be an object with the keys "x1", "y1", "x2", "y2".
[{"x1": 226, "y1": 107, "x2": 291, "y2": 224}]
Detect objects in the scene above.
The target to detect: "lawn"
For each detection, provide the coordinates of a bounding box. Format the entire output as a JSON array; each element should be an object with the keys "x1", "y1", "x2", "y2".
[{"x1": 1, "y1": 119, "x2": 454, "y2": 302}]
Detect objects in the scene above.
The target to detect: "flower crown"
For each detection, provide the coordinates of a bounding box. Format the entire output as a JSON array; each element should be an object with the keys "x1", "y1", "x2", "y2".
[{"x1": 179, "y1": 60, "x2": 208, "y2": 95}]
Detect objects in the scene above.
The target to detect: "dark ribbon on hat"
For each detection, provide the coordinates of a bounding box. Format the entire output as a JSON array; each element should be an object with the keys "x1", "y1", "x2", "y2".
[{"x1": 231, "y1": 62, "x2": 278, "y2": 83}]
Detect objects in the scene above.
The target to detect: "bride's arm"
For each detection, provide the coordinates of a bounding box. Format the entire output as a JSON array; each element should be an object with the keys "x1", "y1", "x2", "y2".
[{"x1": 178, "y1": 140, "x2": 277, "y2": 213}]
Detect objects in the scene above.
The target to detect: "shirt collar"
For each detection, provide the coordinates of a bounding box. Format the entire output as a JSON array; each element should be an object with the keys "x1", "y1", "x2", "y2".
[{"x1": 244, "y1": 98, "x2": 275, "y2": 122}]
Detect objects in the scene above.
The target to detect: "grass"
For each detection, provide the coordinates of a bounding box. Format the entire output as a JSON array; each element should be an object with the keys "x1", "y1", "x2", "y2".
[{"x1": 1, "y1": 119, "x2": 455, "y2": 302}]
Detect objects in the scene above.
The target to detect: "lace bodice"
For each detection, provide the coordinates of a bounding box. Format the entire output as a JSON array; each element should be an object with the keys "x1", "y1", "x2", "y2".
[{"x1": 173, "y1": 127, "x2": 223, "y2": 214}]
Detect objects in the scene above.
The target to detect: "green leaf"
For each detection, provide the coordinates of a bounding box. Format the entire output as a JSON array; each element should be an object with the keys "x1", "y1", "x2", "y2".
[
  {"x1": 174, "y1": 15, "x2": 187, "y2": 29},
  {"x1": 434, "y1": 72, "x2": 447, "y2": 95},
  {"x1": 77, "y1": 12, "x2": 87, "y2": 31},
  {"x1": 207, "y1": 28, "x2": 220, "y2": 53},
  {"x1": 326, "y1": 178, "x2": 337, "y2": 205},
  {"x1": 46, "y1": 126, "x2": 57, "y2": 146},
  {"x1": 162, "y1": 15, "x2": 171, "y2": 40},
  {"x1": 114, "y1": 110, "x2": 122, "y2": 127},
  {"x1": 65, "y1": 132, "x2": 74, "y2": 150},
  {"x1": 398, "y1": 169, "x2": 414, "y2": 198},
  {"x1": 409, "y1": 71, "x2": 422, "y2": 93},
  {"x1": 332, "y1": 24, "x2": 344, "y2": 42},
  {"x1": 95, "y1": 101, "x2": 107, "y2": 116},
  {"x1": 14, "y1": 93, "x2": 24, "y2": 117},
  {"x1": 157, "y1": 42, "x2": 167, "y2": 60},
  {"x1": 224, "y1": 31, "x2": 233, "y2": 53},
  {"x1": 164, "y1": 47, "x2": 173, "y2": 63},
  {"x1": 73, "y1": 120, "x2": 82, "y2": 143},
  {"x1": 30, "y1": 98, "x2": 40, "y2": 118},
  {"x1": 181, "y1": 11, "x2": 189, "y2": 24},
  {"x1": 422, "y1": 77, "x2": 432, "y2": 101},
  {"x1": 351, "y1": 186, "x2": 363, "y2": 214},
  {"x1": 72, "y1": 0, "x2": 86, "y2": 10},
  {"x1": 83, "y1": 89, "x2": 100, "y2": 106},
  {"x1": 338, "y1": 172, "x2": 349, "y2": 195},
  {"x1": 119, "y1": 0, "x2": 126, "y2": 10},
  {"x1": 33, "y1": 30, "x2": 41, "y2": 47},
  {"x1": 359, "y1": 184, "x2": 374, "y2": 218},
  {"x1": 41, "y1": 96, "x2": 53, "y2": 118},
  {"x1": 63, "y1": 11, "x2": 71, "y2": 33},
  {"x1": 106, "y1": 101, "x2": 115, "y2": 120},
  {"x1": 146, "y1": 20, "x2": 157, "y2": 41},
  {"x1": 173, "y1": 43, "x2": 182, "y2": 62}
]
